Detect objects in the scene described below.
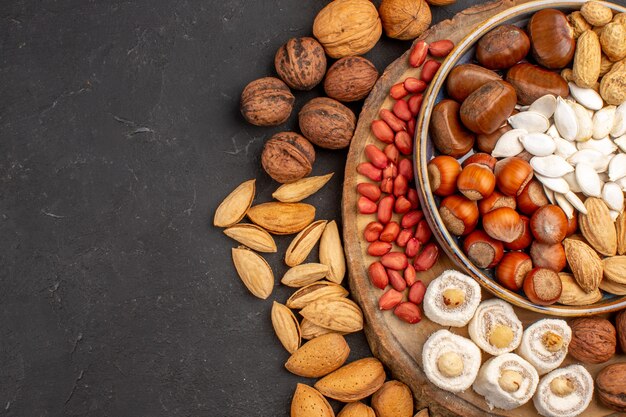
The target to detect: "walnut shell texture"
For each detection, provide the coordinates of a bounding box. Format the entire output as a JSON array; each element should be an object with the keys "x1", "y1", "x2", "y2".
[
  {"x1": 313, "y1": 0, "x2": 382, "y2": 58},
  {"x1": 617, "y1": 310, "x2": 626, "y2": 353},
  {"x1": 261, "y1": 132, "x2": 315, "y2": 184},
  {"x1": 299, "y1": 97, "x2": 356, "y2": 150},
  {"x1": 569, "y1": 317, "x2": 616, "y2": 364},
  {"x1": 596, "y1": 362, "x2": 626, "y2": 412},
  {"x1": 275, "y1": 37, "x2": 327, "y2": 91},
  {"x1": 324, "y1": 56, "x2": 378, "y2": 102},
  {"x1": 240, "y1": 77, "x2": 294, "y2": 126},
  {"x1": 379, "y1": 0, "x2": 432, "y2": 40}
]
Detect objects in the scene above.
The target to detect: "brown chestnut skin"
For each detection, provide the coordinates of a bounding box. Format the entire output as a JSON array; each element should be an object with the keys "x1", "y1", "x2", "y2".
[
  {"x1": 446, "y1": 64, "x2": 501, "y2": 102},
  {"x1": 476, "y1": 25, "x2": 531, "y2": 70},
  {"x1": 528, "y1": 9, "x2": 575, "y2": 69},
  {"x1": 430, "y1": 99, "x2": 475, "y2": 158},
  {"x1": 506, "y1": 63, "x2": 569, "y2": 105},
  {"x1": 460, "y1": 80, "x2": 517, "y2": 135}
]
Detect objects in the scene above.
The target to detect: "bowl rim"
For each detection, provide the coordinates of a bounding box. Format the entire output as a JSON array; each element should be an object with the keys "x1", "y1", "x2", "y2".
[{"x1": 415, "y1": 0, "x2": 626, "y2": 316}]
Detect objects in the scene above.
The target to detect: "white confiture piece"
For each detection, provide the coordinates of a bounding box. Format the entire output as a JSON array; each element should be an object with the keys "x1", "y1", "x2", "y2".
[
  {"x1": 593, "y1": 105, "x2": 617, "y2": 139},
  {"x1": 576, "y1": 136, "x2": 617, "y2": 155},
  {"x1": 533, "y1": 365, "x2": 594, "y2": 417},
  {"x1": 543, "y1": 185, "x2": 556, "y2": 204},
  {"x1": 422, "y1": 329, "x2": 482, "y2": 393},
  {"x1": 492, "y1": 129, "x2": 526, "y2": 158},
  {"x1": 535, "y1": 173, "x2": 570, "y2": 194},
  {"x1": 614, "y1": 135, "x2": 626, "y2": 153},
  {"x1": 529, "y1": 95, "x2": 557, "y2": 119},
  {"x1": 603, "y1": 182, "x2": 625, "y2": 212},
  {"x1": 611, "y1": 102, "x2": 626, "y2": 138},
  {"x1": 516, "y1": 319, "x2": 571, "y2": 375},
  {"x1": 468, "y1": 299, "x2": 523, "y2": 356},
  {"x1": 563, "y1": 172, "x2": 582, "y2": 193},
  {"x1": 472, "y1": 353, "x2": 539, "y2": 411},
  {"x1": 554, "y1": 136, "x2": 578, "y2": 159},
  {"x1": 609, "y1": 153, "x2": 626, "y2": 181},
  {"x1": 508, "y1": 111, "x2": 550, "y2": 133},
  {"x1": 567, "y1": 149, "x2": 607, "y2": 171},
  {"x1": 554, "y1": 193, "x2": 574, "y2": 219},
  {"x1": 568, "y1": 101, "x2": 593, "y2": 142},
  {"x1": 554, "y1": 97, "x2": 579, "y2": 141},
  {"x1": 568, "y1": 82, "x2": 604, "y2": 110},
  {"x1": 575, "y1": 163, "x2": 602, "y2": 197},
  {"x1": 530, "y1": 155, "x2": 574, "y2": 178},
  {"x1": 519, "y1": 133, "x2": 556, "y2": 156},
  {"x1": 423, "y1": 270, "x2": 481, "y2": 327},
  {"x1": 564, "y1": 191, "x2": 587, "y2": 214}
]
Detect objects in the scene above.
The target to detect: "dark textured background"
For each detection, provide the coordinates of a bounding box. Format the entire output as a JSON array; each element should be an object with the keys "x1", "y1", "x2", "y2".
[{"x1": 4, "y1": 1, "x2": 623, "y2": 416}]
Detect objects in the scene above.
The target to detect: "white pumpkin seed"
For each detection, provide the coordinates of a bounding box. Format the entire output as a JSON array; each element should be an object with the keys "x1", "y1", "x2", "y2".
[
  {"x1": 609, "y1": 153, "x2": 626, "y2": 182},
  {"x1": 602, "y1": 182, "x2": 625, "y2": 212},
  {"x1": 563, "y1": 172, "x2": 582, "y2": 193},
  {"x1": 599, "y1": 171, "x2": 610, "y2": 183},
  {"x1": 491, "y1": 129, "x2": 526, "y2": 158},
  {"x1": 554, "y1": 97, "x2": 579, "y2": 141},
  {"x1": 530, "y1": 155, "x2": 574, "y2": 177},
  {"x1": 617, "y1": 176, "x2": 626, "y2": 192},
  {"x1": 593, "y1": 105, "x2": 617, "y2": 139},
  {"x1": 568, "y1": 82, "x2": 604, "y2": 110},
  {"x1": 554, "y1": 136, "x2": 578, "y2": 159},
  {"x1": 565, "y1": 191, "x2": 588, "y2": 214},
  {"x1": 508, "y1": 111, "x2": 550, "y2": 133},
  {"x1": 529, "y1": 94, "x2": 557, "y2": 118},
  {"x1": 555, "y1": 192, "x2": 575, "y2": 219},
  {"x1": 568, "y1": 149, "x2": 609, "y2": 171},
  {"x1": 535, "y1": 173, "x2": 570, "y2": 194},
  {"x1": 515, "y1": 104, "x2": 530, "y2": 111},
  {"x1": 519, "y1": 133, "x2": 556, "y2": 156},
  {"x1": 575, "y1": 163, "x2": 602, "y2": 197},
  {"x1": 543, "y1": 185, "x2": 556, "y2": 204},
  {"x1": 546, "y1": 124, "x2": 560, "y2": 139},
  {"x1": 576, "y1": 136, "x2": 618, "y2": 155},
  {"x1": 614, "y1": 135, "x2": 626, "y2": 153},
  {"x1": 569, "y1": 101, "x2": 593, "y2": 142},
  {"x1": 611, "y1": 102, "x2": 626, "y2": 138}
]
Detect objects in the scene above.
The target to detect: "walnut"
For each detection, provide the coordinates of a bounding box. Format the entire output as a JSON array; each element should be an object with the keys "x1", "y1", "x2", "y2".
[
  {"x1": 568, "y1": 318, "x2": 616, "y2": 364},
  {"x1": 324, "y1": 56, "x2": 379, "y2": 102},
  {"x1": 379, "y1": 0, "x2": 432, "y2": 40},
  {"x1": 274, "y1": 37, "x2": 327, "y2": 91},
  {"x1": 596, "y1": 363, "x2": 626, "y2": 412},
  {"x1": 617, "y1": 310, "x2": 626, "y2": 353},
  {"x1": 261, "y1": 132, "x2": 315, "y2": 183},
  {"x1": 240, "y1": 77, "x2": 294, "y2": 126},
  {"x1": 298, "y1": 97, "x2": 356, "y2": 149}
]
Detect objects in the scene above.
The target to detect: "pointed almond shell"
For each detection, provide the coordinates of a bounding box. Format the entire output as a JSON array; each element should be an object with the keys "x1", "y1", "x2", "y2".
[
  {"x1": 272, "y1": 173, "x2": 334, "y2": 203},
  {"x1": 213, "y1": 179, "x2": 255, "y2": 227},
  {"x1": 271, "y1": 301, "x2": 301, "y2": 354},
  {"x1": 602, "y1": 256, "x2": 626, "y2": 284},
  {"x1": 300, "y1": 297, "x2": 364, "y2": 333},
  {"x1": 287, "y1": 281, "x2": 349, "y2": 309},
  {"x1": 558, "y1": 272, "x2": 603, "y2": 305},
  {"x1": 285, "y1": 220, "x2": 327, "y2": 267},
  {"x1": 231, "y1": 246, "x2": 273, "y2": 299},
  {"x1": 223, "y1": 223, "x2": 277, "y2": 252},
  {"x1": 285, "y1": 333, "x2": 350, "y2": 378},
  {"x1": 291, "y1": 383, "x2": 335, "y2": 417},
  {"x1": 247, "y1": 202, "x2": 315, "y2": 235},
  {"x1": 371, "y1": 380, "x2": 414, "y2": 417},
  {"x1": 579, "y1": 197, "x2": 617, "y2": 256},
  {"x1": 337, "y1": 402, "x2": 376, "y2": 417},
  {"x1": 600, "y1": 278, "x2": 626, "y2": 295},
  {"x1": 300, "y1": 319, "x2": 345, "y2": 340},
  {"x1": 319, "y1": 220, "x2": 346, "y2": 284},
  {"x1": 563, "y1": 238, "x2": 603, "y2": 293},
  {"x1": 314, "y1": 357, "x2": 386, "y2": 402},
  {"x1": 282, "y1": 263, "x2": 330, "y2": 287},
  {"x1": 617, "y1": 211, "x2": 626, "y2": 255}
]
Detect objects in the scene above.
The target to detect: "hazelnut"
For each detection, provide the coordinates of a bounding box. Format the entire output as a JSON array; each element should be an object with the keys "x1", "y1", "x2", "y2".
[
  {"x1": 379, "y1": 0, "x2": 431, "y2": 40},
  {"x1": 437, "y1": 351, "x2": 464, "y2": 377},
  {"x1": 596, "y1": 363, "x2": 626, "y2": 412},
  {"x1": 275, "y1": 37, "x2": 327, "y2": 91},
  {"x1": 489, "y1": 324, "x2": 514, "y2": 349},
  {"x1": 550, "y1": 376, "x2": 575, "y2": 397},
  {"x1": 298, "y1": 97, "x2": 356, "y2": 149},
  {"x1": 240, "y1": 77, "x2": 294, "y2": 126},
  {"x1": 324, "y1": 56, "x2": 378, "y2": 102},
  {"x1": 442, "y1": 288, "x2": 465, "y2": 307},
  {"x1": 261, "y1": 132, "x2": 315, "y2": 183},
  {"x1": 569, "y1": 318, "x2": 616, "y2": 364},
  {"x1": 542, "y1": 331, "x2": 564, "y2": 352},
  {"x1": 617, "y1": 310, "x2": 626, "y2": 353},
  {"x1": 499, "y1": 370, "x2": 522, "y2": 392}
]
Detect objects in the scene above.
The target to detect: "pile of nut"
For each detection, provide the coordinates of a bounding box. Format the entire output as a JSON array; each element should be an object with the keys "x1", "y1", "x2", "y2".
[{"x1": 428, "y1": 2, "x2": 626, "y2": 307}]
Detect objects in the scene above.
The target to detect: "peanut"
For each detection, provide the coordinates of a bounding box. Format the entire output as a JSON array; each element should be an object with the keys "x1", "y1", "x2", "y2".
[
  {"x1": 573, "y1": 30, "x2": 602, "y2": 88},
  {"x1": 600, "y1": 21, "x2": 626, "y2": 61},
  {"x1": 581, "y1": 1, "x2": 613, "y2": 27}
]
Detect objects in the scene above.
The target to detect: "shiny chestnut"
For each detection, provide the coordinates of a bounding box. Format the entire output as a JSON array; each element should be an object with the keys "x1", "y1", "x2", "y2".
[
  {"x1": 445, "y1": 64, "x2": 501, "y2": 102},
  {"x1": 528, "y1": 9, "x2": 576, "y2": 69},
  {"x1": 506, "y1": 63, "x2": 569, "y2": 105},
  {"x1": 430, "y1": 99, "x2": 476, "y2": 158},
  {"x1": 477, "y1": 123, "x2": 512, "y2": 154},
  {"x1": 439, "y1": 194, "x2": 479, "y2": 236},
  {"x1": 476, "y1": 24, "x2": 531, "y2": 70},
  {"x1": 427, "y1": 155, "x2": 462, "y2": 197},
  {"x1": 460, "y1": 80, "x2": 517, "y2": 135}
]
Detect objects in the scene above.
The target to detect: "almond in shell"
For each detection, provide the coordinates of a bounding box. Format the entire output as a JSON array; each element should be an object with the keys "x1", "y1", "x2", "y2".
[
  {"x1": 285, "y1": 333, "x2": 350, "y2": 378},
  {"x1": 272, "y1": 173, "x2": 334, "y2": 203},
  {"x1": 213, "y1": 179, "x2": 255, "y2": 227},
  {"x1": 300, "y1": 319, "x2": 345, "y2": 340},
  {"x1": 617, "y1": 211, "x2": 626, "y2": 255},
  {"x1": 602, "y1": 256, "x2": 626, "y2": 284},
  {"x1": 371, "y1": 380, "x2": 414, "y2": 417},
  {"x1": 286, "y1": 281, "x2": 349, "y2": 309},
  {"x1": 291, "y1": 383, "x2": 335, "y2": 417},
  {"x1": 558, "y1": 272, "x2": 603, "y2": 305},
  {"x1": 314, "y1": 357, "x2": 386, "y2": 402},
  {"x1": 231, "y1": 246, "x2": 274, "y2": 299},
  {"x1": 578, "y1": 197, "x2": 617, "y2": 256},
  {"x1": 319, "y1": 220, "x2": 346, "y2": 284},
  {"x1": 247, "y1": 202, "x2": 315, "y2": 235},
  {"x1": 600, "y1": 278, "x2": 626, "y2": 295},
  {"x1": 271, "y1": 301, "x2": 301, "y2": 354},
  {"x1": 285, "y1": 220, "x2": 327, "y2": 266},
  {"x1": 282, "y1": 263, "x2": 330, "y2": 287},
  {"x1": 337, "y1": 402, "x2": 376, "y2": 417},
  {"x1": 223, "y1": 223, "x2": 277, "y2": 253},
  {"x1": 300, "y1": 297, "x2": 364, "y2": 333},
  {"x1": 563, "y1": 238, "x2": 603, "y2": 293}
]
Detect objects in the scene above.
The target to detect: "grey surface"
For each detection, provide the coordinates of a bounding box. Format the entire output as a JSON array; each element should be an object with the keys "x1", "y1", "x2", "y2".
[{"x1": 2, "y1": 0, "x2": 619, "y2": 416}]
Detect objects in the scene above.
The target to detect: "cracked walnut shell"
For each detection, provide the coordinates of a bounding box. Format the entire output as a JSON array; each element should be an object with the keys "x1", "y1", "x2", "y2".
[
  {"x1": 275, "y1": 37, "x2": 327, "y2": 91},
  {"x1": 261, "y1": 132, "x2": 315, "y2": 184}
]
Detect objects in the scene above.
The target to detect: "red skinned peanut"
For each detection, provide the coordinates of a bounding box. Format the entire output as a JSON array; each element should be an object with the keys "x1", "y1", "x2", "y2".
[
  {"x1": 394, "y1": 302, "x2": 421, "y2": 323},
  {"x1": 371, "y1": 119, "x2": 395, "y2": 144},
  {"x1": 415, "y1": 219, "x2": 432, "y2": 243},
  {"x1": 379, "y1": 289, "x2": 403, "y2": 310},
  {"x1": 393, "y1": 174, "x2": 409, "y2": 197},
  {"x1": 408, "y1": 281, "x2": 426, "y2": 304},
  {"x1": 364, "y1": 144, "x2": 388, "y2": 169},
  {"x1": 357, "y1": 182, "x2": 381, "y2": 202},
  {"x1": 401, "y1": 209, "x2": 424, "y2": 228},
  {"x1": 390, "y1": 82, "x2": 408, "y2": 100},
  {"x1": 398, "y1": 159, "x2": 413, "y2": 180},
  {"x1": 394, "y1": 196, "x2": 412, "y2": 214},
  {"x1": 409, "y1": 40, "x2": 429, "y2": 68},
  {"x1": 404, "y1": 264, "x2": 417, "y2": 287},
  {"x1": 396, "y1": 228, "x2": 414, "y2": 247},
  {"x1": 383, "y1": 144, "x2": 400, "y2": 165},
  {"x1": 363, "y1": 221, "x2": 383, "y2": 242},
  {"x1": 357, "y1": 162, "x2": 382, "y2": 181},
  {"x1": 404, "y1": 77, "x2": 427, "y2": 93},
  {"x1": 380, "y1": 178, "x2": 393, "y2": 194},
  {"x1": 377, "y1": 195, "x2": 395, "y2": 224},
  {"x1": 380, "y1": 109, "x2": 407, "y2": 132},
  {"x1": 395, "y1": 131, "x2": 413, "y2": 155},
  {"x1": 387, "y1": 269, "x2": 407, "y2": 292},
  {"x1": 368, "y1": 261, "x2": 388, "y2": 290},
  {"x1": 381, "y1": 252, "x2": 408, "y2": 270},
  {"x1": 408, "y1": 94, "x2": 424, "y2": 117},
  {"x1": 368, "y1": 240, "x2": 392, "y2": 256},
  {"x1": 393, "y1": 99, "x2": 412, "y2": 122},
  {"x1": 358, "y1": 196, "x2": 377, "y2": 214},
  {"x1": 428, "y1": 39, "x2": 455, "y2": 57},
  {"x1": 407, "y1": 188, "x2": 420, "y2": 209},
  {"x1": 421, "y1": 59, "x2": 441, "y2": 83},
  {"x1": 414, "y1": 243, "x2": 439, "y2": 271},
  {"x1": 380, "y1": 221, "x2": 400, "y2": 243},
  {"x1": 405, "y1": 237, "x2": 422, "y2": 258}
]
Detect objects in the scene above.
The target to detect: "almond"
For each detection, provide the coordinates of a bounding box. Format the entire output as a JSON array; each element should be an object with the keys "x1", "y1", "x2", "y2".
[
  {"x1": 600, "y1": 278, "x2": 626, "y2": 295},
  {"x1": 247, "y1": 202, "x2": 315, "y2": 235},
  {"x1": 415, "y1": 410, "x2": 430, "y2": 417},
  {"x1": 291, "y1": 383, "x2": 335, "y2": 417},
  {"x1": 579, "y1": 197, "x2": 617, "y2": 256},
  {"x1": 286, "y1": 281, "x2": 349, "y2": 310},
  {"x1": 314, "y1": 357, "x2": 386, "y2": 402},
  {"x1": 603, "y1": 256, "x2": 626, "y2": 284},
  {"x1": 617, "y1": 211, "x2": 626, "y2": 255},
  {"x1": 223, "y1": 223, "x2": 277, "y2": 253},
  {"x1": 281, "y1": 263, "x2": 330, "y2": 287},
  {"x1": 285, "y1": 220, "x2": 327, "y2": 267},
  {"x1": 300, "y1": 297, "x2": 364, "y2": 333},
  {"x1": 563, "y1": 238, "x2": 603, "y2": 293},
  {"x1": 272, "y1": 173, "x2": 334, "y2": 203},
  {"x1": 319, "y1": 220, "x2": 346, "y2": 284},
  {"x1": 371, "y1": 380, "x2": 413, "y2": 417},
  {"x1": 285, "y1": 333, "x2": 350, "y2": 378},
  {"x1": 337, "y1": 402, "x2": 376, "y2": 417},
  {"x1": 271, "y1": 301, "x2": 301, "y2": 354},
  {"x1": 300, "y1": 319, "x2": 345, "y2": 340},
  {"x1": 231, "y1": 246, "x2": 274, "y2": 299},
  {"x1": 213, "y1": 179, "x2": 255, "y2": 227},
  {"x1": 558, "y1": 272, "x2": 603, "y2": 305}
]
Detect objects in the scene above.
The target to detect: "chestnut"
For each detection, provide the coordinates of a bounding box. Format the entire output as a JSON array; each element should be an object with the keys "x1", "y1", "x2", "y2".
[
  {"x1": 460, "y1": 80, "x2": 517, "y2": 135},
  {"x1": 523, "y1": 267, "x2": 562, "y2": 305},
  {"x1": 439, "y1": 194, "x2": 479, "y2": 236},
  {"x1": 430, "y1": 99, "x2": 476, "y2": 158},
  {"x1": 463, "y1": 229, "x2": 504, "y2": 268},
  {"x1": 528, "y1": 9, "x2": 575, "y2": 69},
  {"x1": 494, "y1": 157, "x2": 533, "y2": 196},
  {"x1": 516, "y1": 179, "x2": 549, "y2": 216},
  {"x1": 566, "y1": 212, "x2": 578, "y2": 237},
  {"x1": 477, "y1": 123, "x2": 512, "y2": 154},
  {"x1": 505, "y1": 215, "x2": 533, "y2": 250},
  {"x1": 427, "y1": 155, "x2": 462, "y2": 197},
  {"x1": 456, "y1": 163, "x2": 496, "y2": 201},
  {"x1": 530, "y1": 241, "x2": 566, "y2": 272},
  {"x1": 506, "y1": 63, "x2": 569, "y2": 105},
  {"x1": 482, "y1": 207, "x2": 523, "y2": 243},
  {"x1": 478, "y1": 190, "x2": 516, "y2": 216},
  {"x1": 462, "y1": 153, "x2": 497, "y2": 171},
  {"x1": 497, "y1": 251, "x2": 532, "y2": 291},
  {"x1": 476, "y1": 24, "x2": 531, "y2": 70},
  {"x1": 445, "y1": 64, "x2": 501, "y2": 102},
  {"x1": 530, "y1": 204, "x2": 568, "y2": 244}
]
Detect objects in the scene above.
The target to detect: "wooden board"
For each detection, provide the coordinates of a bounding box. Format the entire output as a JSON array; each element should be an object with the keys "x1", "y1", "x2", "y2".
[{"x1": 342, "y1": 1, "x2": 625, "y2": 416}]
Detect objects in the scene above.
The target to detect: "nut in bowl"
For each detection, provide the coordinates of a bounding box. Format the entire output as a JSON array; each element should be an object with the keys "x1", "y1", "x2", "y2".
[{"x1": 416, "y1": 0, "x2": 626, "y2": 316}]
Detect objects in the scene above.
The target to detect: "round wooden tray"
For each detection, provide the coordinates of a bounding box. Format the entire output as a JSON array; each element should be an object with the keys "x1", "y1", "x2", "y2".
[{"x1": 342, "y1": 1, "x2": 625, "y2": 416}]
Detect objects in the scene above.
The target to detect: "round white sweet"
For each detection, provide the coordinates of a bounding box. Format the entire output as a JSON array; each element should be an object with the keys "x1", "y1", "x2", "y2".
[
  {"x1": 533, "y1": 365, "x2": 594, "y2": 417},
  {"x1": 423, "y1": 270, "x2": 481, "y2": 327},
  {"x1": 468, "y1": 299, "x2": 523, "y2": 356},
  {"x1": 517, "y1": 319, "x2": 571, "y2": 375}
]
